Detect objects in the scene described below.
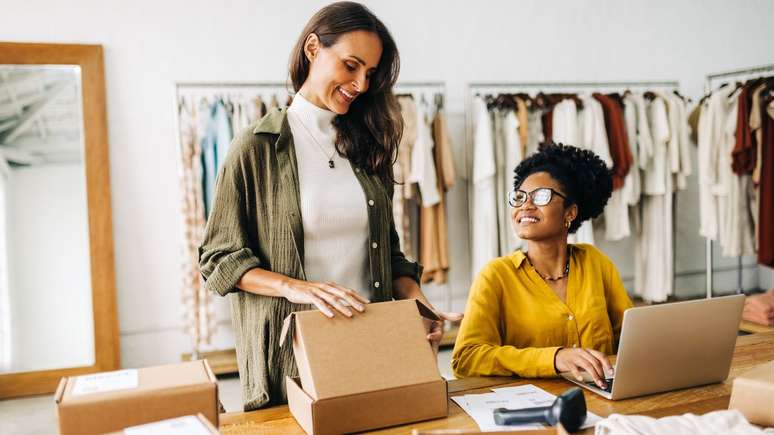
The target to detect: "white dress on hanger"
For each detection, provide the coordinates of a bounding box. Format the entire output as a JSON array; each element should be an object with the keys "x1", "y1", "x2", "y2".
[{"x1": 471, "y1": 97, "x2": 499, "y2": 278}]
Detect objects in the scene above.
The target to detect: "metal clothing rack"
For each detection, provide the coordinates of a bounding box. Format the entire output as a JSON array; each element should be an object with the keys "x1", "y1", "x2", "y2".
[
  {"x1": 703, "y1": 63, "x2": 774, "y2": 298},
  {"x1": 464, "y1": 80, "x2": 681, "y2": 298}
]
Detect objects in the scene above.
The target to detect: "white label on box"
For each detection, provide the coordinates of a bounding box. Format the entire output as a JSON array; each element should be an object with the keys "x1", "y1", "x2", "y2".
[
  {"x1": 71, "y1": 369, "x2": 139, "y2": 396},
  {"x1": 123, "y1": 416, "x2": 212, "y2": 435}
]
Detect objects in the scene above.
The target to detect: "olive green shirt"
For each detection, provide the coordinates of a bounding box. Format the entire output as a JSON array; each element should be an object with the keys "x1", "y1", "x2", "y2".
[{"x1": 198, "y1": 108, "x2": 422, "y2": 411}]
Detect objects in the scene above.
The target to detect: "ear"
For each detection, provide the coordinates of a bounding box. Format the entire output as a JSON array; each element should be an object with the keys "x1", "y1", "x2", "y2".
[
  {"x1": 304, "y1": 33, "x2": 321, "y2": 62},
  {"x1": 564, "y1": 203, "x2": 579, "y2": 225}
]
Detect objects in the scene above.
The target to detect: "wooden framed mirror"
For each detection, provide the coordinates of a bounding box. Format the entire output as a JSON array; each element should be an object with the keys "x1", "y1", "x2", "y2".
[{"x1": 0, "y1": 42, "x2": 120, "y2": 398}]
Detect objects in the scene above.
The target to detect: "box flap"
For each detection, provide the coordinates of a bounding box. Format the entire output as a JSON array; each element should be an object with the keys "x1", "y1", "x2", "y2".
[
  {"x1": 54, "y1": 377, "x2": 68, "y2": 404},
  {"x1": 292, "y1": 299, "x2": 441, "y2": 400}
]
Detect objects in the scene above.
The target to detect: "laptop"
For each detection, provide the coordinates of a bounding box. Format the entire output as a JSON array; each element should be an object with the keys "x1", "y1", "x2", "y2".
[{"x1": 561, "y1": 294, "x2": 745, "y2": 400}]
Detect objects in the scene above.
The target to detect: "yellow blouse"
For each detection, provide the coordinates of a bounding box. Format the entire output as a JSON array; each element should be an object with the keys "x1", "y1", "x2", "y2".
[{"x1": 452, "y1": 244, "x2": 633, "y2": 378}]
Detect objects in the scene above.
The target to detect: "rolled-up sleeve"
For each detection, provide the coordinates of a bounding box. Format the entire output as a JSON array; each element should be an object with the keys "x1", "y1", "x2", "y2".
[{"x1": 198, "y1": 141, "x2": 263, "y2": 297}]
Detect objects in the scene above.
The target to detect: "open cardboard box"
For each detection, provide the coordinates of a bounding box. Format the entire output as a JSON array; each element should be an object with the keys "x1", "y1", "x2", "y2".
[
  {"x1": 729, "y1": 359, "x2": 774, "y2": 427},
  {"x1": 280, "y1": 299, "x2": 448, "y2": 434},
  {"x1": 55, "y1": 360, "x2": 218, "y2": 435}
]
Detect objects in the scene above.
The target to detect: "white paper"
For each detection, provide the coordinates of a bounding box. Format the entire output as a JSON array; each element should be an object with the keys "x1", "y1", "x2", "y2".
[
  {"x1": 71, "y1": 369, "x2": 139, "y2": 396},
  {"x1": 123, "y1": 415, "x2": 212, "y2": 435},
  {"x1": 452, "y1": 384, "x2": 603, "y2": 431}
]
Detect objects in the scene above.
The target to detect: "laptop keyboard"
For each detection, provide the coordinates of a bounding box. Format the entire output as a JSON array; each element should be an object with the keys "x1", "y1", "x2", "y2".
[{"x1": 586, "y1": 378, "x2": 614, "y2": 393}]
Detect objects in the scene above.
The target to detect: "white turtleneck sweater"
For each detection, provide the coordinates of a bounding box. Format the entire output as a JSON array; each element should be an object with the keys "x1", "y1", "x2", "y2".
[{"x1": 287, "y1": 94, "x2": 371, "y2": 298}]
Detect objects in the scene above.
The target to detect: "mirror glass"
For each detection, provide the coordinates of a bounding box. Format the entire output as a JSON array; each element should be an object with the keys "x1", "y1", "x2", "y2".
[{"x1": 0, "y1": 64, "x2": 94, "y2": 373}]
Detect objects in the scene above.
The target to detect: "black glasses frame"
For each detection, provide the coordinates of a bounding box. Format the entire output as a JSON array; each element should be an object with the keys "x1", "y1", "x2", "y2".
[{"x1": 508, "y1": 187, "x2": 567, "y2": 208}]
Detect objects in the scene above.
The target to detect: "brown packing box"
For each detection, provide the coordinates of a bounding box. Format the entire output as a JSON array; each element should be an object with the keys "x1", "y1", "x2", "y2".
[
  {"x1": 106, "y1": 413, "x2": 219, "y2": 434},
  {"x1": 728, "y1": 359, "x2": 774, "y2": 427},
  {"x1": 55, "y1": 360, "x2": 219, "y2": 435},
  {"x1": 280, "y1": 299, "x2": 448, "y2": 435}
]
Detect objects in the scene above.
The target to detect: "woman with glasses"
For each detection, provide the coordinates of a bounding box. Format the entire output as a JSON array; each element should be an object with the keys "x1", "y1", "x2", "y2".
[{"x1": 452, "y1": 143, "x2": 633, "y2": 390}]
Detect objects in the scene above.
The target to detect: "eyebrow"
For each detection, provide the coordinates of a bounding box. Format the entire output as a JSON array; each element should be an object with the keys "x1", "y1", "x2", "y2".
[{"x1": 348, "y1": 55, "x2": 367, "y2": 66}]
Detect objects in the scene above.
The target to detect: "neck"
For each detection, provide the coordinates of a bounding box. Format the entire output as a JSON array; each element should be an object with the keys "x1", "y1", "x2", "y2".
[
  {"x1": 298, "y1": 85, "x2": 328, "y2": 111},
  {"x1": 525, "y1": 238, "x2": 569, "y2": 278}
]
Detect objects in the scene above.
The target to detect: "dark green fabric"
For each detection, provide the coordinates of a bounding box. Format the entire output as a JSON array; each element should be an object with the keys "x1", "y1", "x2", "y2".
[{"x1": 198, "y1": 108, "x2": 422, "y2": 410}]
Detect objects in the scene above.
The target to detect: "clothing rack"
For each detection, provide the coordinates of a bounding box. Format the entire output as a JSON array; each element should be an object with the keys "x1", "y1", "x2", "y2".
[
  {"x1": 703, "y1": 63, "x2": 774, "y2": 299},
  {"x1": 464, "y1": 80, "x2": 681, "y2": 298}
]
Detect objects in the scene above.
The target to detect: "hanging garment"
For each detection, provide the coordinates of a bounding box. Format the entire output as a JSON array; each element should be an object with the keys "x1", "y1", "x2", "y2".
[
  {"x1": 593, "y1": 93, "x2": 633, "y2": 190},
  {"x1": 395, "y1": 96, "x2": 418, "y2": 261},
  {"x1": 635, "y1": 96, "x2": 673, "y2": 302},
  {"x1": 622, "y1": 94, "x2": 642, "y2": 205},
  {"x1": 732, "y1": 84, "x2": 756, "y2": 175},
  {"x1": 717, "y1": 88, "x2": 756, "y2": 258},
  {"x1": 759, "y1": 95, "x2": 774, "y2": 267},
  {"x1": 514, "y1": 95, "x2": 529, "y2": 158},
  {"x1": 200, "y1": 99, "x2": 234, "y2": 218},
  {"x1": 178, "y1": 99, "x2": 216, "y2": 351},
  {"x1": 525, "y1": 108, "x2": 544, "y2": 157},
  {"x1": 672, "y1": 94, "x2": 693, "y2": 190},
  {"x1": 697, "y1": 88, "x2": 726, "y2": 240},
  {"x1": 496, "y1": 108, "x2": 525, "y2": 253},
  {"x1": 578, "y1": 94, "x2": 613, "y2": 167},
  {"x1": 750, "y1": 83, "x2": 768, "y2": 185},
  {"x1": 471, "y1": 96, "x2": 499, "y2": 278},
  {"x1": 420, "y1": 111, "x2": 456, "y2": 284},
  {"x1": 551, "y1": 99, "x2": 579, "y2": 146},
  {"x1": 408, "y1": 100, "x2": 441, "y2": 207},
  {"x1": 493, "y1": 110, "x2": 508, "y2": 256}
]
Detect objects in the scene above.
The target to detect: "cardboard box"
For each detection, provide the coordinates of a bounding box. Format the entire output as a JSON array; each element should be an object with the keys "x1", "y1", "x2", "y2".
[
  {"x1": 107, "y1": 413, "x2": 219, "y2": 434},
  {"x1": 55, "y1": 360, "x2": 219, "y2": 435},
  {"x1": 728, "y1": 360, "x2": 774, "y2": 427},
  {"x1": 280, "y1": 299, "x2": 448, "y2": 434}
]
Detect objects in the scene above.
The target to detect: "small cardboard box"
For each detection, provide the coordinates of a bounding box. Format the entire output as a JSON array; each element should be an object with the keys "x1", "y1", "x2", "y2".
[
  {"x1": 728, "y1": 360, "x2": 774, "y2": 427},
  {"x1": 280, "y1": 299, "x2": 448, "y2": 435},
  {"x1": 107, "y1": 413, "x2": 219, "y2": 434},
  {"x1": 55, "y1": 360, "x2": 219, "y2": 435}
]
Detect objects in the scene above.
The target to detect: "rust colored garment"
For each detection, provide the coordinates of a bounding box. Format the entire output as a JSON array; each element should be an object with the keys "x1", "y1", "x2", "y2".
[
  {"x1": 758, "y1": 94, "x2": 774, "y2": 267},
  {"x1": 514, "y1": 96, "x2": 529, "y2": 158},
  {"x1": 732, "y1": 84, "x2": 755, "y2": 175},
  {"x1": 593, "y1": 93, "x2": 633, "y2": 190},
  {"x1": 420, "y1": 112, "x2": 456, "y2": 284}
]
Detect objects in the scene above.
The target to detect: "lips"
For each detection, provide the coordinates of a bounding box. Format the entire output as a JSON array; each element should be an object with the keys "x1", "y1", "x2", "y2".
[
  {"x1": 337, "y1": 86, "x2": 357, "y2": 104},
  {"x1": 518, "y1": 216, "x2": 540, "y2": 224}
]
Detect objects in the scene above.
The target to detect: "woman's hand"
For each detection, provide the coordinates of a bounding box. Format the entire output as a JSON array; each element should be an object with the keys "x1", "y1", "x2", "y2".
[
  {"x1": 277, "y1": 277, "x2": 369, "y2": 318},
  {"x1": 555, "y1": 347, "x2": 613, "y2": 389},
  {"x1": 425, "y1": 312, "x2": 464, "y2": 354}
]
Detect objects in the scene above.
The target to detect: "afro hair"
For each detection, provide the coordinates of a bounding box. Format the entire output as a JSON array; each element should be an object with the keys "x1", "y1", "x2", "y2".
[{"x1": 512, "y1": 142, "x2": 613, "y2": 233}]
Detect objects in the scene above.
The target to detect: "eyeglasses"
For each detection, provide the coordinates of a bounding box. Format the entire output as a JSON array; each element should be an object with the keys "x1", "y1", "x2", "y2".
[{"x1": 508, "y1": 188, "x2": 566, "y2": 208}]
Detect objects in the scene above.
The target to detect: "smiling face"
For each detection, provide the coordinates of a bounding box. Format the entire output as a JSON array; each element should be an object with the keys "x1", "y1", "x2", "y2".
[
  {"x1": 299, "y1": 30, "x2": 382, "y2": 114},
  {"x1": 511, "y1": 171, "x2": 578, "y2": 242}
]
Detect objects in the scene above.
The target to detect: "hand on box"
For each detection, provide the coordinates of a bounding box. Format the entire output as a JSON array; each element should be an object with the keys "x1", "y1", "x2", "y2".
[
  {"x1": 555, "y1": 347, "x2": 613, "y2": 389},
  {"x1": 425, "y1": 312, "x2": 463, "y2": 354},
  {"x1": 278, "y1": 278, "x2": 369, "y2": 318}
]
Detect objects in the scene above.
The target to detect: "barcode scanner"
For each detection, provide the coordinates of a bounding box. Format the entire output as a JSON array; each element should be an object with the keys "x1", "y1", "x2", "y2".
[{"x1": 493, "y1": 387, "x2": 587, "y2": 432}]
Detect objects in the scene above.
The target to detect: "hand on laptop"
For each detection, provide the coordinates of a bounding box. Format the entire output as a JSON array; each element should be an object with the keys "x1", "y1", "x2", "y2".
[{"x1": 555, "y1": 348, "x2": 613, "y2": 389}]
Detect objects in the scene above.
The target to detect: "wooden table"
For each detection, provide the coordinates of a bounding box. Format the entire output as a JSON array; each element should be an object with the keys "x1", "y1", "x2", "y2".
[{"x1": 219, "y1": 332, "x2": 774, "y2": 434}]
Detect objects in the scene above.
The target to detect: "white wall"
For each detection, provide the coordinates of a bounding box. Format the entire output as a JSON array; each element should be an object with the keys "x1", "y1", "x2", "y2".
[
  {"x1": 6, "y1": 164, "x2": 94, "y2": 372},
  {"x1": 2, "y1": 0, "x2": 773, "y2": 369}
]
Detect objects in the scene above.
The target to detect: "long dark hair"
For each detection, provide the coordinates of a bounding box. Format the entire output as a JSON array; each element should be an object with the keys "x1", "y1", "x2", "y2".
[{"x1": 289, "y1": 1, "x2": 401, "y2": 183}]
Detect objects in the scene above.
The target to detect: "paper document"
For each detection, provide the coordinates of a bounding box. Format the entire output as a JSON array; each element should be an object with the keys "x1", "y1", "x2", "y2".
[
  {"x1": 123, "y1": 415, "x2": 212, "y2": 435},
  {"x1": 451, "y1": 384, "x2": 602, "y2": 432}
]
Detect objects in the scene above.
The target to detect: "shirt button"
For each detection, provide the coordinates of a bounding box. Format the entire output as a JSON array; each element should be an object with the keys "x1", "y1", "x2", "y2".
[
  {"x1": 372, "y1": 242, "x2": 378, "y2": 249},
  {"x1": 568, "y1": 315, "x2": 574, "y2": 320},
  {"x1": 374, "y1": 281, "x2": 380, "y2": 288},
  {"x1": 355, "y1": 168, "x2": 360, "y2": 173},
  {"x1": 368, "y1": 199, "x2": 374, "y2": 206}
]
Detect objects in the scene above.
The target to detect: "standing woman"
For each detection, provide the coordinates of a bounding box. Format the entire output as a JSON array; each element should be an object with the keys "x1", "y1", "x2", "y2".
[{"x1": 199, "y1": 1, "x2": 457, "y2": 411}]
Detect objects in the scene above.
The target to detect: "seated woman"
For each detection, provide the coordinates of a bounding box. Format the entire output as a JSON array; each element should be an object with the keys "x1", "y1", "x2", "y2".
[{"x1": 452, "y1": 143, "x2": 633, "y2": 389}]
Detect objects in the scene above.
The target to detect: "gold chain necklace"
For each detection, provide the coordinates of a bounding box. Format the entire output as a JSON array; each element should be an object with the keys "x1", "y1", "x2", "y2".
[{"x1": 292, "y1": 111, "x2": 337, "y2": 169}]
